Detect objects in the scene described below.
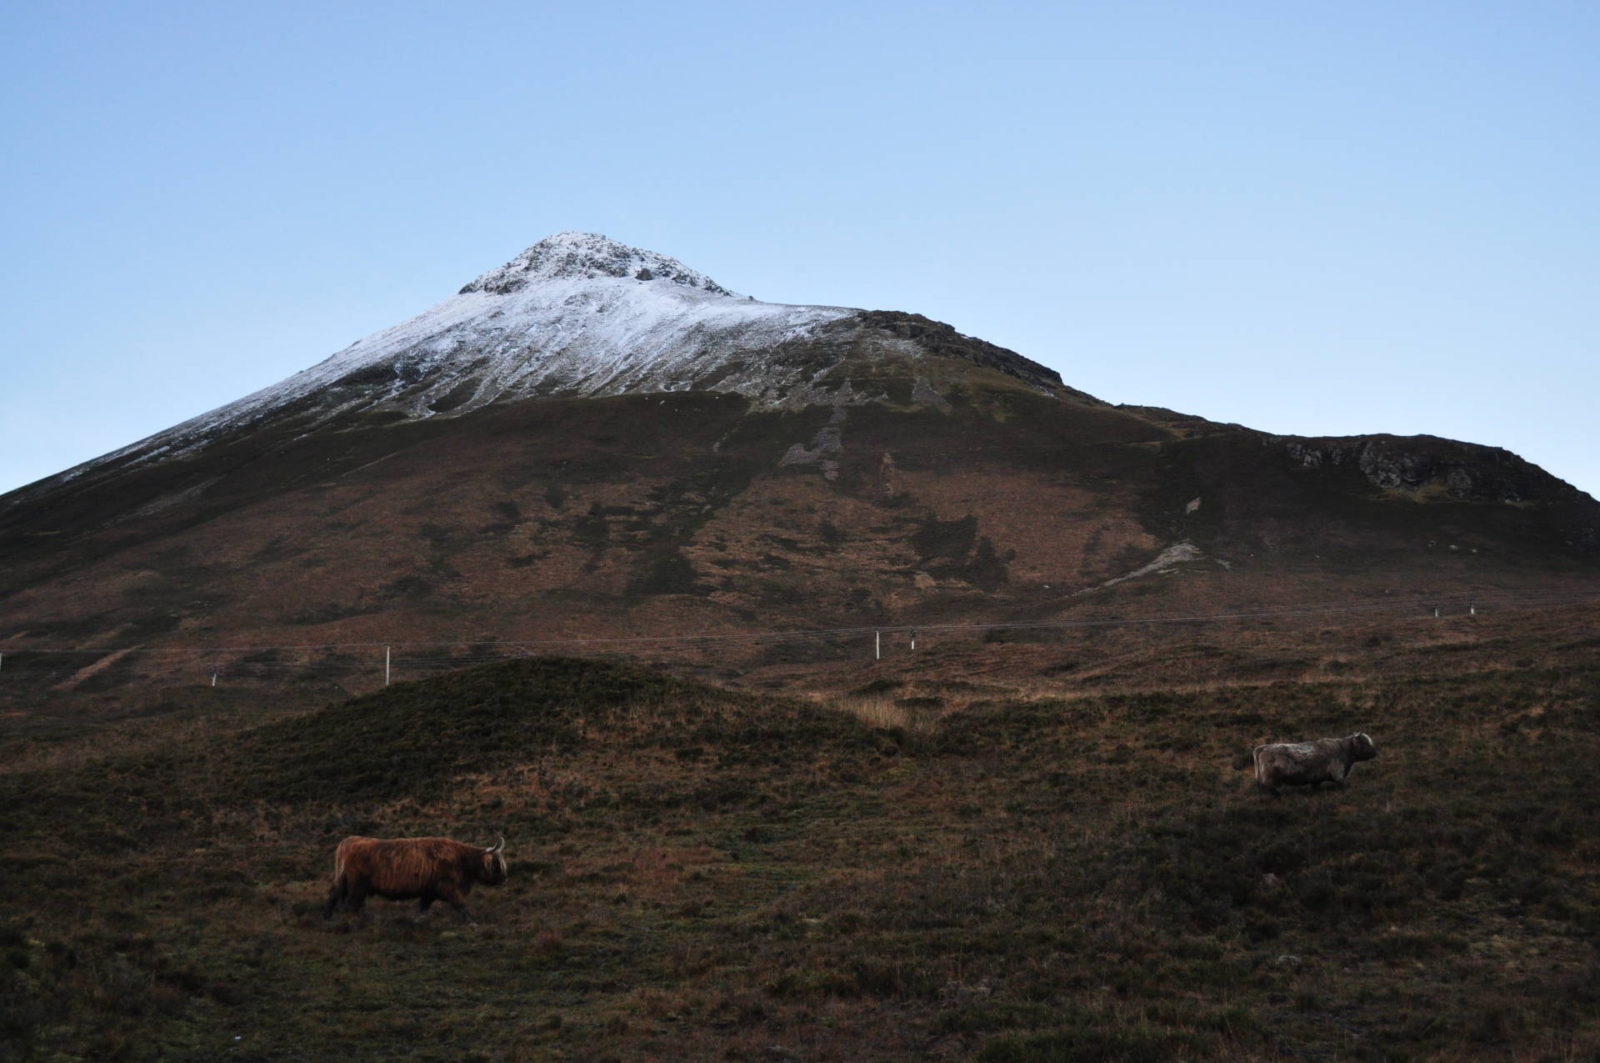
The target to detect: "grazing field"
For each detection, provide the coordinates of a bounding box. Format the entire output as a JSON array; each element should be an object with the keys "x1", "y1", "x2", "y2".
[{"x1": 3, "y1": 617, "x2": 1599, "y2": 1061}]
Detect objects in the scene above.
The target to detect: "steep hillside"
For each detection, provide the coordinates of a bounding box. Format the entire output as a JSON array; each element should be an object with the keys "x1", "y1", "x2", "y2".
[{"x1": 0, "y1": 234, "x2": 1595, "y2": 701}]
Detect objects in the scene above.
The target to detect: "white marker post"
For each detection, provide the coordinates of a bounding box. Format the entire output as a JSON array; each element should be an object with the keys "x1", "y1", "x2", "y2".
[
  {"x1": 385, "y1": 645, "x2": 391, "y2": 687},
  {"x1": 875, "y1": 631, "x2": 881, "y2": 661}
]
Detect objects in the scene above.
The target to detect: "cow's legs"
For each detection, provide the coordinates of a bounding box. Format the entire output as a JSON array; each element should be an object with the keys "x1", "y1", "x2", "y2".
[{"x1": 435, "y1": 884, "x2": 473, "y2": 922}]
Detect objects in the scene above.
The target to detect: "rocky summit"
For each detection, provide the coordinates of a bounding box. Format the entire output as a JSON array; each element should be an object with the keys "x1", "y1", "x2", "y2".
[{"x1": 1, "y1": 234, "x2": 1597, "y2": 692}]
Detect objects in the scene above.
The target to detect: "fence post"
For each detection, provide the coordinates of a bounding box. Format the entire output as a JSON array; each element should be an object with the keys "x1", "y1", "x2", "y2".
[
  {"x1": 875, "y1": 630, "x2": 880, "y2": 661},
  {"x1": 385, "y1": 645, "x2": 391, "y2": 687}
]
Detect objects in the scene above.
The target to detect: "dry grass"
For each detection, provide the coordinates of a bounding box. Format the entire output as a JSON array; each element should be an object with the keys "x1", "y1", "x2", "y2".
[
  {"x1": 4, "y1": 622, "x2": 1600, "y2": 1061},
  {"x1": 825, "y1": 693, "x2": 942, "y2": 737}
]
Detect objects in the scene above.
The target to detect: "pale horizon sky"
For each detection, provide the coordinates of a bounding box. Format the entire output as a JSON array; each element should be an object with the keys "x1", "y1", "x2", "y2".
[{"x1": 3, "y1": 2, "x2": 1597, "y2": 499}]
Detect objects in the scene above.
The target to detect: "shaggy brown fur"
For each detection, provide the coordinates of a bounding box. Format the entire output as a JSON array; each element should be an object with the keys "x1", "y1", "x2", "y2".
[
  {"x1": 1252, "y1": 733, "x2": 1377, "y2": 795},
  {"x1": 324, "y1": 835, "x2": 508, "y2": 918}
]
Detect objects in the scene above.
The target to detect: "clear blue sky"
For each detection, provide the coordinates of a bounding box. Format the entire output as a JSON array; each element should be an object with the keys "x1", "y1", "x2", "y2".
[{"x1": 3, "y1": 1, "x2": 1596, "y2": 498}]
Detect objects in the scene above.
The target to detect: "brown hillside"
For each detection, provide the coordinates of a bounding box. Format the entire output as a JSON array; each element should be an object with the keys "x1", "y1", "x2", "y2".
[{"x1": 1, "y1": 332, "x2": 1595, "y2": 706}]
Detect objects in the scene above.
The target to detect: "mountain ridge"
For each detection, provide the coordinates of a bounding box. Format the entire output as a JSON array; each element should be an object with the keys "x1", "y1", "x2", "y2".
[{"x1": 18, "y1": 233, "x2": 1075, "y2": 498}]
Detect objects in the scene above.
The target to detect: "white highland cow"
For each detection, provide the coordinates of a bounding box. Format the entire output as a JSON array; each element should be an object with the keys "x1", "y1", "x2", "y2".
[{"x1": 1252, "y1": 733, "x2": 1377, "y2": 795}]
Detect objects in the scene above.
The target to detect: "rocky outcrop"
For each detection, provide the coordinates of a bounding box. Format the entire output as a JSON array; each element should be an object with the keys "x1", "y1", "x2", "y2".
[
  {"x1": 1280, "y1": 435, "x2": 1581, "y2": 505},
  {"x1": 459, "y1": 231, "x2": 734, "y2": 296},
  {"x1": 851, "y1": 310, "x2": 1070, "y2": 394}
]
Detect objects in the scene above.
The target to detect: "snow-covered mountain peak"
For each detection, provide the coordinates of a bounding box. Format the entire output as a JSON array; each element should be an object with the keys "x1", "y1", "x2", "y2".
[
  {"x1": 461, "y1": 231, "x2": 735, "y2": 297},
  {"x1": 65, "y1": 235, "x2": 855, "y2": 474},
  {"x1": 32, "y1": 233, "x2": 1073, "y2": 490}
]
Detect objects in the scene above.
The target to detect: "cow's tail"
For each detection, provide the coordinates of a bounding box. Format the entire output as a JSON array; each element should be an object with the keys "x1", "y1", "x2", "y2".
[{"x1": 324, "y1": 844, "x2": 350, "y2": 918}]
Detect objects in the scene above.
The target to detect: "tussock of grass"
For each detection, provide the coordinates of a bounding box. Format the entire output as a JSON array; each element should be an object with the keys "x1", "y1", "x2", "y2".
[{"x1": 828, "y1": 693, "x2": 942, "y2": 741}]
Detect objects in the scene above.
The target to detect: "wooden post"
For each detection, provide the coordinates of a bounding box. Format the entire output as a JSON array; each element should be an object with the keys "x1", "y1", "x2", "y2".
[
  {"x1": 875, "y1": 631, "x2": 880, "y2": 661},
  {"x1": 385, "y1": 645, "x2": 391, "y2": 687}
]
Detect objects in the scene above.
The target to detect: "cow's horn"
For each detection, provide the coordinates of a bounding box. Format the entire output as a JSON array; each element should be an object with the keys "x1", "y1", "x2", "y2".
[{"x1": 486, "y1": 835, "x2": 505, "y2": 854}]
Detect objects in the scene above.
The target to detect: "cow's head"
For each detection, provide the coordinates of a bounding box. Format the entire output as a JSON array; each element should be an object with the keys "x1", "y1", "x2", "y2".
[
  {"x1": 477, "y1": 836, "x2": 509, "y2": 885},
  {"x1": 1350, "y1": 732, "x2": 1377, "y2": 761}
]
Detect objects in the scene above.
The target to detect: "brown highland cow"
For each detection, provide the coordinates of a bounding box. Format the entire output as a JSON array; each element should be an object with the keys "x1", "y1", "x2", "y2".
[{"x1": 324, "y1": 835, "x2": 508, "y2": 919}]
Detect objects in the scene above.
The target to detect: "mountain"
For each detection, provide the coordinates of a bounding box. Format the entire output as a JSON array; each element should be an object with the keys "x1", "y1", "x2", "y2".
[{"x1": 2, "y1": 233, "x2": 1596, "y2": 693}]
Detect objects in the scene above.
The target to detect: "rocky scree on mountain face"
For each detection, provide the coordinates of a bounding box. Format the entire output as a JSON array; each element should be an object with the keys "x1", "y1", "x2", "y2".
[{"x1": 458, "y1": 231, "x2": 736, "y2": 297}]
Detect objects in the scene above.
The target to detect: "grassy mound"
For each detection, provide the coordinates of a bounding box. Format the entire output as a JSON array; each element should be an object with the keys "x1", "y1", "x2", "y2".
[{"x1": 229, "y1": 655, "x2": 869, "y2": 805}]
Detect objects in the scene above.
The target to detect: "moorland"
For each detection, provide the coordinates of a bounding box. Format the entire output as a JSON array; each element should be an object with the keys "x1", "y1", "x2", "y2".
[{"x1": 3, "y1": 602, "x2": 1598, "y2": 1061}]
